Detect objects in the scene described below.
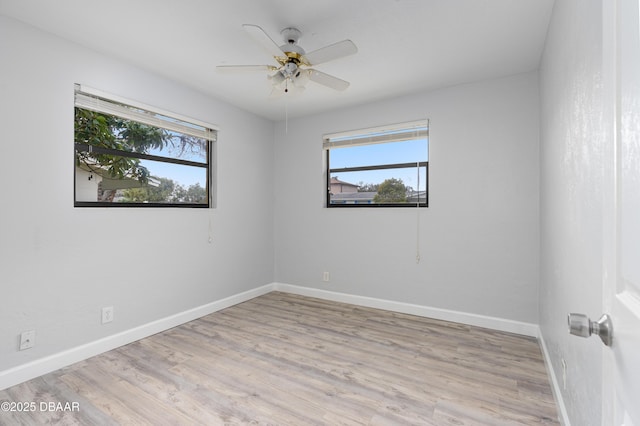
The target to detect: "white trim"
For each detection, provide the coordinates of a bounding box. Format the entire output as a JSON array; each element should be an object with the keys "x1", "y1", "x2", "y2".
[
  {"x1": 0, "y1": 284, "x2": 272, "y2": 391},
  {"x1": 322, "y1": 119, "x2": 429, "y2": 149},
  {"x1": 273, "y1": 282, "x2": 539, "y2": 337},
  {"x1": 323, "y1": 119, "x2": 428, "y2": 141},
  {"x1": 76, "y1": 84, "x2": 220, "y2": 132},
  {"x1": 538, "y1": 331, "x2": 572, "y2": 425}
]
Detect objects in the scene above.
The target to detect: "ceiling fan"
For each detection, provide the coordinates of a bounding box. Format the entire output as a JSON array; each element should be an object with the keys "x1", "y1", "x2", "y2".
[{"x1": 217, "y1": 24, "x2": 357, "y2": 96}]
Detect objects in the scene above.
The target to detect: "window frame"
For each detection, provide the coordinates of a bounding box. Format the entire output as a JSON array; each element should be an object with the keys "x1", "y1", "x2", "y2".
[
  {"x1": 73, "y1": 85, "x2": 218, "y2": 208},
  {"x1": 324, "y1": 120, "x2": 429, "y2": 208}
]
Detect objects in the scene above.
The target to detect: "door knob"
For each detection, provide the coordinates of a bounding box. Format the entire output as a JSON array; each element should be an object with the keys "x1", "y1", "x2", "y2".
[{"x1": 568, "y1": 313, "x2": 613, "y2": 346}]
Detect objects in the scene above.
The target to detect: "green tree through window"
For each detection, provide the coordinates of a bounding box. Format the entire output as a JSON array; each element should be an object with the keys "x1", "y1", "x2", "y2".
[
  {"x1": 74, "y1": 86, "x2": 215, "y2": 207},
  {"x1": 373, "y1": 178, "x2": 408, "y2": 203}
]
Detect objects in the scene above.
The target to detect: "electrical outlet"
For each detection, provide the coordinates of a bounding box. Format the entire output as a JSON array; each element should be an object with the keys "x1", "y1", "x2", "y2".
[
  {"x1": 102, "y1": 306, "x2": 114, "y2": 324},
  {"x1": 19, "y1": 330, "x2": 35, "y2": 350},
  {"x1": 323, "y1": 271, "x2": 330, "y2": 282},
  {"x1": 561, "y1": 358, "x2": 567, "y2": 390}
]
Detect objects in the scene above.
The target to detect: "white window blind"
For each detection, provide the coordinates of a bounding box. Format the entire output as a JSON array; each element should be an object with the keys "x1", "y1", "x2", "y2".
[
  {"x1": 323, "y1": 120, "x2": 429, "y2": 149},
  {"x1": 74, "y1": 84, "x2": 217, "y2": 142}
]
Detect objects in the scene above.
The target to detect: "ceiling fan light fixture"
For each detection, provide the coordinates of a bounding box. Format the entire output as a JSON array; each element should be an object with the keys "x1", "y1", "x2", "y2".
[
  {"x1": 269, "y1": 70, "x2": 286, "y2": 85},
  {"x1": 282, "y1": 61, "x2": 298, "y2": 77},
  {"x1": 293, "y1": 68, "x2": 311, "y2": 87}
]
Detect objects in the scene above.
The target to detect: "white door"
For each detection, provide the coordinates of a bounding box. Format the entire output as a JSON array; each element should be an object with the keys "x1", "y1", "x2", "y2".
[{"x1": 602, "y1": 1, "x2": 640, "y2": 424}]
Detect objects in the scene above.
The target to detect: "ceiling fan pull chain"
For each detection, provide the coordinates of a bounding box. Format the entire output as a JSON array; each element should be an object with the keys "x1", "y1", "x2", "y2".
[{"x1": 285, "y1": 95, "x2": 288, "y2": 134}]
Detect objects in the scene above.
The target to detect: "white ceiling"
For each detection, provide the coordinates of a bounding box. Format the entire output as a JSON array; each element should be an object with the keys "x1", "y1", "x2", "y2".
[{"x1": 0, "y1": 0, "x2": 555, "y2": 121}]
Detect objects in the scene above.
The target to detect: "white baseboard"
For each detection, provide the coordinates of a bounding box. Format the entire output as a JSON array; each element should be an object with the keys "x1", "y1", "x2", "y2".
[
  {"x1": 0, "y1": 284, "x2": 273, "y2": 391},
  {"x1": 273, "y1": 282, "x2": 539, "y2": 337},
  {"x1": 0, "y1": 282, "x2": 542, "y2": 392},
  {"x1": 538, "y1": 331, "x2": 571, "y2": 426}
]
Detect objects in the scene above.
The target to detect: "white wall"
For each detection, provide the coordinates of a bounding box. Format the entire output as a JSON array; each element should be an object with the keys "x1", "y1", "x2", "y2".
[
  {"x1": 539, "y1": 0, "x2": 606, "y2": 425},
  {"x1": 274, "y1": 72, "x2": 541, "y2": 324},
  {"x1": 0, "y1": 16, "x2": 274, "y2": 375}
]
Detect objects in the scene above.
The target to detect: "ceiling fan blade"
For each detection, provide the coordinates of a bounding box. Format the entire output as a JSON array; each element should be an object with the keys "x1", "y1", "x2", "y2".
[
  {"x1": 308, "y1": 69, "x2": 350, "y2": 91},
  {"x1": 304, "y1": 40, "x2": 357, "y2": 66},
  {"x1": 242, "y1": 24, "x2": 285, "y2": 59},
  {"x1": 216, "y1": 65, "x2": 277, "y2": 73}
]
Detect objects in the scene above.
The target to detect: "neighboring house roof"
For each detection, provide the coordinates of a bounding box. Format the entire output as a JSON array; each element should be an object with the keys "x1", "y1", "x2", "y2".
[
  {"x1": 331, "y1": 191, "x2": 376, "y2": 201},
  {"x1": 407, "y1": 191, "x2": 427, "y2": 203},
  {"x1": 332, "y1": 190, "x2": 427, "y2": 204},
  {"x1": 330, "y1": 177, "x2": 359, "y2": 187}
]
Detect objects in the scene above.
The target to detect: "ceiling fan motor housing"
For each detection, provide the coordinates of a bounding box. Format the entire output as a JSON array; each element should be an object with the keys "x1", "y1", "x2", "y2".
[
  {"x1": 281, "y1": 27, "x2": 302, "y2": 44},
  {"x1": 280, "y1": 27, "x2": 305, "y2": 56}
]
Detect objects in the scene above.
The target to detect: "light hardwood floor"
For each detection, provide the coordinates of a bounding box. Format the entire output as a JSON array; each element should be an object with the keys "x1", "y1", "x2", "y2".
[{"x1": 0, "y1": 292, "x2": 559, "y2": 425}]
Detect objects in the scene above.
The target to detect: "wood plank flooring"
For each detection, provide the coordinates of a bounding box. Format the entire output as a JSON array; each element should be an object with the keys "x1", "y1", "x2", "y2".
[{"x1": 0, "y1": 292, "x2": 559, "y2": 425}]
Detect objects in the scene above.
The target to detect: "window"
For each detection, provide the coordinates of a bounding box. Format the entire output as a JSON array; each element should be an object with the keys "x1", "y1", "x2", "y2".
[
  {"x1": 74, "y1": 85, "x2": 217, "y2": 207},
  {"x1": 324, "y1": 120, "x2": 429, "y2": 207}
]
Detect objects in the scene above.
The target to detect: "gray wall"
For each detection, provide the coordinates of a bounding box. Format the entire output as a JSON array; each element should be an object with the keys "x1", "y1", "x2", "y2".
[
  {"x1": 539, "y1": 0, "x2": 606, "y2": 424},
  {"x1": 0, "y1": 16, "x2": 275, "y2": 372},
  {"x1": 274, "y1": 72, "x2": 541, "y2": 324}
]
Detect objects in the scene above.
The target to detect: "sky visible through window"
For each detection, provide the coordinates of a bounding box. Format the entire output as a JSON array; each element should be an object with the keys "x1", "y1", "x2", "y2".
[
  {"x1": 330, "y1": 138, "x2": 428, "y2": 191},
  {"x1": 139, "y1": 159, "x2": 206, "y2": 187},
  {"x1": 140, "y1": 135, "x2": 429, "y2": 191},
  {"x1": 140, "y1": 133, "x2": 208, "y2": 187}
]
